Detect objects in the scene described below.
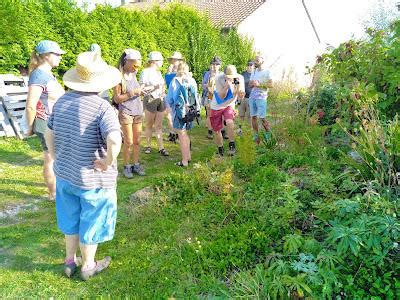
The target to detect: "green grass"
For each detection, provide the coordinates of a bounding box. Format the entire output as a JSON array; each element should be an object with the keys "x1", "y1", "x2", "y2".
[{"x1": 0, "y1": 119, "x2": 235, "y2": 298}]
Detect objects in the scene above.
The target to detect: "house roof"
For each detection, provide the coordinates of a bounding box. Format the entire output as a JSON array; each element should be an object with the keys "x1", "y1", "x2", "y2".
[{"x1": 124, "y1": 0, "x2": 267, "y2": 28}]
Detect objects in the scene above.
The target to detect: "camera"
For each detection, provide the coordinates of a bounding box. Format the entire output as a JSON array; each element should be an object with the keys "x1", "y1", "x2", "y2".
[{"x1": 233, "y1": 78, "x2": 240, "y2": 85}]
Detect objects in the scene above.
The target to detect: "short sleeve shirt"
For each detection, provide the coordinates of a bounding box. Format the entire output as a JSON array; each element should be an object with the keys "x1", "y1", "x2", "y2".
[
  {"x1": 139, "y1": 67, "x2": 165, "y2": 99},
  {"x1": 118, "y1": 72, "x2": 143, "y2": 116},
  {"x1": 28, "y1": 68, "x2": 65, "y2": 119},
  {"x1": 47, "y1": 91, "x2": 121, "y2": 190},
  {"x1": 249, "y1": 69, "x2": 272, "y2": 100}
]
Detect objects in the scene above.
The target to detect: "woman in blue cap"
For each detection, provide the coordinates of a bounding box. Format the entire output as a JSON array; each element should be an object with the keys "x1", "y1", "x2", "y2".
[{"x1": 25, "y1": 40, "x2": 66, "y2": 200}]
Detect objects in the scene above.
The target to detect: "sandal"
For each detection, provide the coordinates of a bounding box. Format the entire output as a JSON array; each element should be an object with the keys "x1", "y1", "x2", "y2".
[
  {"x1": 158, "y1": 149, "x2": 169, "y2": 156},
  {"x1": 144, "y1": 146, "x2": 151, "y2": 154},
  {"x1": 175, "y1": 161, "x2": 188, "y2": 167},
  {"x1": 80, "y1": 256, "x2": 111, "y2": 281}
]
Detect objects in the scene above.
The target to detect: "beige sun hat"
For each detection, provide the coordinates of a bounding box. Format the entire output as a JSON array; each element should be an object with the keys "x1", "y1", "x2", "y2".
[
  {"x1": 224, "y1": 65, "x2": 239, "y2": 79},
  {"x1": 168, "y1": 51, "x2": 184, "y2": 61},
  {"x1": 63, "y1": 51, "x2": 122, "y2": 93},
  {"x1": 125, "y1": 48, "x2": 142, "y2": 60}
]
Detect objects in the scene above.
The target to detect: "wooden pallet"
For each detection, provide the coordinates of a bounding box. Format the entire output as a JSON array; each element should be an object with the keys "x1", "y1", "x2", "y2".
[{"x1": 0, "y1": 74, "x2": 29, "y2": 139}]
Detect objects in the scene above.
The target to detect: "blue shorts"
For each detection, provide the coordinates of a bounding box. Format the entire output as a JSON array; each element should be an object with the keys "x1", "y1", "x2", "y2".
[
  {"x1": 55, "y1": 177, "x2": 117, "y2": 245},
  {"x1": 249, "y1": 98, "x2": 267, "y2": 118}
]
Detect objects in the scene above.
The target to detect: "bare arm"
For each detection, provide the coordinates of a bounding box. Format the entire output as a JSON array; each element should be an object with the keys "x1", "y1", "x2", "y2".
[
  {"x1": 25, "y1": 85, "x2": 43, "y2": 134},
  {"x1": 113, "y1": 84, "x2": 141, "y2": 104},
  {"x1": 94, "y1": 131, "x2": 122, "y2": 171}
]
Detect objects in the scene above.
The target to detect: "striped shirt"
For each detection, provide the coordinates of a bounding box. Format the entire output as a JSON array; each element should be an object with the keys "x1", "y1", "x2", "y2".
[{"x1": 47, "y1": 91, "x2": 121, "y2": 189}]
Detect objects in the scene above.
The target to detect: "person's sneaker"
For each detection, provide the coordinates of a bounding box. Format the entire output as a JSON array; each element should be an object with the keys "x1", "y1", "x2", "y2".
[
  {"x1": 144, "y1": 146, "x2": 151, "y2": 154},
  {"x1": 253, "y1": 133, "x2": 261, "y2": 145},
  {"x1": 80, "y1": 256, "x2": 111, "y2": 281},
  {"x1": 236, "y1": 125, "x2": 243, "y2": 137},
  {"x1": 132, "y1": 163, "x2": 145, "y2": 176},
  {"x1": 64, "y1": 257, "x2": 82, "y2": 278},
  {"x1": 159, "y1": 148, "x2": 169, "y2": 156},
  {"x1": 207, "y1": 130, "x2": 213, "y2": 140},
  {"x1": 168, "y1": 132, "x2": 176, "y2": 143},
  {"x1": 217, "y1": 146, "x2": 224, "y2": 156},
  {"x1": 123, "y1": 165, "x2": 133, "y2": 178},
  {"x1": 228, "y1": 141, "x2": 236, "y2": 156},
  {"x1": 221, "y1": 129, "x2": 228, "y2": 140},
  {"x1": 263, "y1": 131, "x2": 271, "y2": 141}
]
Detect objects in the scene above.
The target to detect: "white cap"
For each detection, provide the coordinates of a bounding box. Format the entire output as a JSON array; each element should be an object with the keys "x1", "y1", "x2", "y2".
[
  {"x1": 125, "y1": 49, "x2": 142, "y2": 60},
  {"x1": 148, "y1": 51, "x2": 163, "y2": 61}
]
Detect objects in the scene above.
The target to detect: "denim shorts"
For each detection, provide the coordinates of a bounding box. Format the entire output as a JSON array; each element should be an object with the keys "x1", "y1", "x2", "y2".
[
  {"x1": 55, "y1": 177, "x2": 117, "y2": 245},
  {"x1": 173, "y1": 115, "x2": 193, "y2": 130},
  {"x1": 249, "y1": 98, "x2": 267, "y2": 118}
]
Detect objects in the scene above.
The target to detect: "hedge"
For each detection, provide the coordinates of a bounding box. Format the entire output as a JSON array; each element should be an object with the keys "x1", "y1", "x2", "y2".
[{"x1": 0, "y1": 0, "x2": 255, "y2": 83}]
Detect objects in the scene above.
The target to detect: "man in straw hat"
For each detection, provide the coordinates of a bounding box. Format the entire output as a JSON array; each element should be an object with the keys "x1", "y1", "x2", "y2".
[
  {"x1": 210, "y1": 65, "x2": 245, "y2": 156},
  {"x1": 44, "y1": 51, "x2": 122, "y2": 280}
]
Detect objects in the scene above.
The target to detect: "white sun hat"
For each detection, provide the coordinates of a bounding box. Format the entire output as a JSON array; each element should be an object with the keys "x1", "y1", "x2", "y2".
[
  {"x1": 148, "y1": 51, "x2": 163, "y2": 62},
  {"x1": 168, "y1": 51, "x2": 184, "y2": 61},
  {"x1": 63, "y1": 51, "x2": 122, "y2": 93},
  {"x1": 125, "y1": 48, "x2": 142, "y2": 60}
]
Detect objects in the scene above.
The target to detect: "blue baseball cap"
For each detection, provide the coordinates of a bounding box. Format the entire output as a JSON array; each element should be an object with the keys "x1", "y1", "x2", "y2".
[
  {"x1": 35, "y1": 40, "x2": 66, "y2": 55},
  {"x1": 89, "y1": 43, "x2": 101, "y2": 53}
]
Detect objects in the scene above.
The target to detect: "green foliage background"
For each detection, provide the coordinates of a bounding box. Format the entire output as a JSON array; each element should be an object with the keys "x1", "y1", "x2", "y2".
[{"x1": 0, "y1": 0, "x2": 255, "y2": 83}]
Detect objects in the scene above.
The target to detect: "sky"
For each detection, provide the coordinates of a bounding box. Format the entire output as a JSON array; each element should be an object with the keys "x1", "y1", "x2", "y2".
[{"x1": 76, "y1": 0, "x2": 399, "y2": 85}]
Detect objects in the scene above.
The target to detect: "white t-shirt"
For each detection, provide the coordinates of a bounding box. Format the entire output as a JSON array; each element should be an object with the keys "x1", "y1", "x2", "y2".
[
  {"x1": 249, "y1": 69, "x2": 272, "y2": 99},
  {"x1": 139, "y1": 67, "x2": 165, "y2": 99}
]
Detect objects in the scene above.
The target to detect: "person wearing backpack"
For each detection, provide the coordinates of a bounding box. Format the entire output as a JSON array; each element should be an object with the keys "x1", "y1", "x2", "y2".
[
  {"x1": 113, "y1": 49, "x2": 146, "y2": 178},
  {"x1": 210, "y1": 65, "x2": 245, "y2": 156},
  {"x1": 166, "y1": 62, "x2": 199, "y2": 167}
]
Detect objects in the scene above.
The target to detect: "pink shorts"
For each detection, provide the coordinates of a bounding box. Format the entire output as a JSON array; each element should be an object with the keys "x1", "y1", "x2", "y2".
[{"x1": 210, "y1": 106, "x2": 235, "y2": 131}]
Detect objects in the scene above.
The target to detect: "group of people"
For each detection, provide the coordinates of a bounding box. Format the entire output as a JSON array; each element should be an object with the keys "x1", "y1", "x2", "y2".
[{"x1": 24, "y1": 40, "x2": 273, "y2": 280}]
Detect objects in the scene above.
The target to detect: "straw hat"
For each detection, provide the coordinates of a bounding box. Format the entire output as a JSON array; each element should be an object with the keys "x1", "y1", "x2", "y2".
[
  {"x1": 168, "y1": 51, "x2": 184, "y2": 61},
  {"x1": 63, "y1": 51, "x2": 122, "y2": 93}
]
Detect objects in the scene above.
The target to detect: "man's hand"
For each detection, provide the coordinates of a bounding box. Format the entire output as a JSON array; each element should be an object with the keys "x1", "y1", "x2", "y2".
[{"x1": 94, "y1": 158, "x2": 109, "y2": 172}]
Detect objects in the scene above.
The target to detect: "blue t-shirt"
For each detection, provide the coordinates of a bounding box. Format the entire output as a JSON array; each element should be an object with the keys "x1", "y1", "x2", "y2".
[{"x1": 165, "y1": 73, "x2": 176, "y2": 88}]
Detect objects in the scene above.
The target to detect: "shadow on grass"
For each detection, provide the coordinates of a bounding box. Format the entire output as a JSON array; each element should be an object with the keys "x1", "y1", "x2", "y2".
[{"x1": 0, "y1": 149, "x2": 43, "y2": 166}]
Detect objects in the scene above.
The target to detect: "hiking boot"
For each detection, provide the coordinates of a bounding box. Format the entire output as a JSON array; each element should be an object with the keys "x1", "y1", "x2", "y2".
[
  {"x1": 207, "y1": 130, "x2": 213, "y2": 140},
  {"x1": 228, "y1": 141, "x2": 236, "y2": 156},
  {"x1": 132, "y1": 163, "x2": 145, "y2": 176},
  {"x1": 221, "y1": 129, "x2": 228, "y2": 140},
  {"x1": 217, "y1": 146, "x2": 224, "y2": 156},
  {"x1": 123, "y1": 165, "x2": 133, "y2": 178},
  {"x1": 237, "y1": 125, "x2": 243, "y2": 137},
  {"x1": 80, "y1": 256, "x2": 111, "y2": 281}
]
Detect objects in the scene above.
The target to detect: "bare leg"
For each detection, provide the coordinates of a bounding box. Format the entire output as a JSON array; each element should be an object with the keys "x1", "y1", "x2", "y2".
[
  {"x1": 226, "y1": 119, "x2": 235, "y2": 142},
  {"x1": 260, "y1": 118, "x2": 270, "y2": 131},
  {"x1": 145, "y1": 110, "x2": 155, "y2": 148},
  {"x1": 121, "y1": 123, "x2": 133, "y2": 165},
  {"x1": 154, "y1": 111, "x2": 165, "y2": 151},
  {"x1": 165, "y1": 107, "x2": 174, "y2": 133},
  {"x1": 132, "y1": 122, "x2": 142, "y2": 164},
  {"x1": 206, "y1": 106, "x2": 212, "y2": 131},
  {"x1": 177, "y1": 129, "x2": 190, "y2": 165},
  {"x1": 80, "y1": 243, "x2": 98, "y2": 271},
  {"x1": 251, "y1": 116, "x2": 259, "y2": 134},
  {"x1": 65, "y1": 234, "x2": 79, "y2": 262},
  {"x1": 43, "y1": 151, "x2": 56, "y2": 199},
  {"x1": 214, "y1": 130, "x2": 223, "y2": 147}
]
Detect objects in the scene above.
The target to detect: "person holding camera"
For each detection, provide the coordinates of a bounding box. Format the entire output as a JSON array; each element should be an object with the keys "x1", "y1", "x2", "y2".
[
  {"x1": 166, "y1": 62, "x2": 198, "y2": 167},
  {"x1": 249, "y1": 55, "x2": 273, "y2": 143},
  {"x1": 210, "y1": 65, "x2": 245, "y2": 156},
  {"x1": 201, "y1": 56, "x2": 223, "y2": 140},
  {"x1": 113, "y1": 49, "x2": 146, "y2": 178}
]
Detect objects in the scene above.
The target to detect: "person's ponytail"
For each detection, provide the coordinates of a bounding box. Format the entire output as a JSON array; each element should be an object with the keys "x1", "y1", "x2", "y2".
[{"x1": 28, "y1": 51, "x2": 45, "y2": 74}]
